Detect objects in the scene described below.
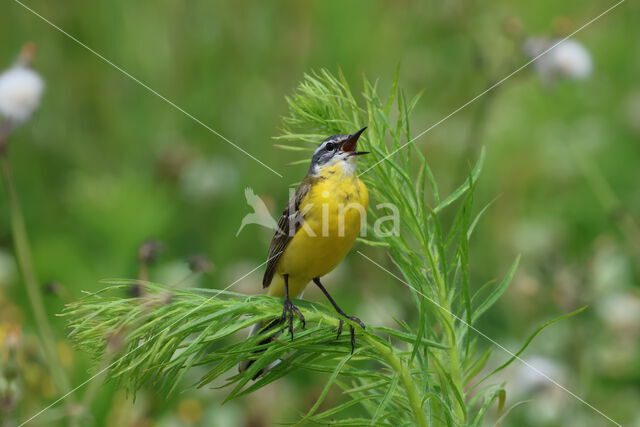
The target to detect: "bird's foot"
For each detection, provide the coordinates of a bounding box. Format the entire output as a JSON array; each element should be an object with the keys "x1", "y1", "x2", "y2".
[
  {"x1": 337, "y1": 315, "x2": 365, "y2": 354},
  {"x1": 280, "y1": 298, "x2": 305, "y2": 340}
]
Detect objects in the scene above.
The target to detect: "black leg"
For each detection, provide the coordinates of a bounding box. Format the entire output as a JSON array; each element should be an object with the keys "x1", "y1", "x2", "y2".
[
  {"x1": 279, "y1": 274, "x2": 305, "y2": 340},
  {"x1": 312, "y1": 277, "x2": 365, "y2": 353}
]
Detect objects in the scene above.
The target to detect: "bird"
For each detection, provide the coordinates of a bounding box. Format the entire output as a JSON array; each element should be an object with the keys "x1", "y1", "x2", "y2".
[{"x1": 238, "y1": 127, "x2": 369, "y2": 374}]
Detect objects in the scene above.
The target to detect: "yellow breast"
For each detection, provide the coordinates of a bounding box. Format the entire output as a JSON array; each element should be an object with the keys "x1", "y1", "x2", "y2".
[{"x1": 269, "y1": 163, "x2": 368, "y2": 297}]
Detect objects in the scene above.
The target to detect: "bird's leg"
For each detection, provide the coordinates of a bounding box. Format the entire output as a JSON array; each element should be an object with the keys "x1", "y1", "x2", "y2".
[
  {"x1": 312, "y1": 277, "x2": 365, "y2": 353},
  {"x1": 279, "y1": 274, "x2": 305, "y2": 340}
]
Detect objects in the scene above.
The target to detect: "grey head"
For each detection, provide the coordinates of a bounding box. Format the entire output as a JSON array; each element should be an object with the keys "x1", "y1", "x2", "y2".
[{"x1": 308, "y1": 127, "x2": 368, "y2": 175}]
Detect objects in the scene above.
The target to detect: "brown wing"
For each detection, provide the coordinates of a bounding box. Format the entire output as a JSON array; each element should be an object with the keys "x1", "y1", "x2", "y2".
[{"x1": 262, "y1": 177, "x2": 314, "y2": 288}]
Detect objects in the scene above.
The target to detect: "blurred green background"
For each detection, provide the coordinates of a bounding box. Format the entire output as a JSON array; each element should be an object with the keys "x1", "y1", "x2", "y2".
[{"x1": 1, "y1": 0, "x2": 639, "y2": 425}]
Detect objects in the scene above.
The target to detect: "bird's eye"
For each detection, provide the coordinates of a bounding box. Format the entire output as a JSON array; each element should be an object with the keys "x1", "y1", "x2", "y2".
[{"x1": 325, "y1": 142, "x2": 336, "y2": 151}]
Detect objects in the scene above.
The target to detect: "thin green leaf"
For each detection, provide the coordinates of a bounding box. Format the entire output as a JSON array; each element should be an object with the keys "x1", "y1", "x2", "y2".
[
  {"x1": 301, "y1": 349, "x2": 361, "y2": 422},
  {"x1": 376, "y1": 327, "x2": 449, "y2": 350},
  {"x1": 434, "y1": 147, "x2": 485, "y2": 213},
  {"x1": 472, "y1": 256, "x2": 520, "y2": 324},
  {"x1": 479, "y1": 306, "x2": 588, "y2": 384}
]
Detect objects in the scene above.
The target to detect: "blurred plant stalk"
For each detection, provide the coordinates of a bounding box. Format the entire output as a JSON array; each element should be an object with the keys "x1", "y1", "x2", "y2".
[
  {"x1": 0, "y1": 155, "x2": 72, "y2": 397},
  {"x1": 568, "y1": 140, "x2": 640, "y2": 264},
  {"x1": 0, "y1": 43, "x2": 74, "y2": 418}
]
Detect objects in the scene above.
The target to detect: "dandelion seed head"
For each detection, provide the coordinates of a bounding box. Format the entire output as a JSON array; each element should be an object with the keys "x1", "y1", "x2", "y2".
[
  {"x1": 598, "y1": 292, "x2": 640, "y2": 335},
  {"x1": 0, "y1": 66, "x2": 44, "y2": 124},
  {"x1": 524, "y1": 37, "x2": 593, "y2": 86},
  {"x1": 549, "y1": 39, "x2": 592, "y2": 79}
]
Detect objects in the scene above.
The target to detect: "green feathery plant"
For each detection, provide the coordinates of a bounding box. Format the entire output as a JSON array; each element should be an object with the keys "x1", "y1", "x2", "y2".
[{"x1": 65, "y1": 69, "x2": 584, "y2": 426}]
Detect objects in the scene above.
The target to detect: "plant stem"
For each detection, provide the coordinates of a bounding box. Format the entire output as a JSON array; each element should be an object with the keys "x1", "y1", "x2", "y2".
[
  {"x1": 0, "y1": 155, "x2": 71, "y2": 396},
  {"x1": 306, "y1": 310, "x2": 428, "y2": 426},
  {"x1": 568, "y1": 141, "x2": 640, "y2": 261},
  {"x1": 431, "y1": 261, "x2": 466, "y2": 423},
  {"x1": 363, "y1": 334, "x2": 429, "y2": 427},
  {"x1": 439, "y1": 295, "x2": 466, "y2": 423},
  {"x1": 423, "y1": 245, "x2": 466, "y2": 423}
]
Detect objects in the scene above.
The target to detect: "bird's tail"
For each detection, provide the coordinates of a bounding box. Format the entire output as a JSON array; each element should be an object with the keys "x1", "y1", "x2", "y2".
[
  {"x1": 237, "y1": 322, "x2": 263, "y2": 373},
  {"x1": 237, "y1": 320, "x2": 281, "y2": 377}
]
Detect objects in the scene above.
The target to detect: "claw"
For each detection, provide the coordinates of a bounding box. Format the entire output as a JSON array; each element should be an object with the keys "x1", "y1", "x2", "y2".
[
  {"x1": 351, "y1": 316, "x2": 366, "y2": 330},
  {"x1": 279, "y1": 298, "x2": 305, "y2": 341},
  {"x1": 349, "y1": 325, "x2": 356, "y2": 354},
  {"x1": 291, "y1": 304, "x2": 306, "y2": 329},
  {"x1": 336, "y1": 315, "x2": 365, "y2": 353}
]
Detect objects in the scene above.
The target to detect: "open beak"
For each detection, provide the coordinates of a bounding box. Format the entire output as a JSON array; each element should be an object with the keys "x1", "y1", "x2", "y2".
[{"x1": 340, "y1": 127, "x2": 369, "y2": 156}]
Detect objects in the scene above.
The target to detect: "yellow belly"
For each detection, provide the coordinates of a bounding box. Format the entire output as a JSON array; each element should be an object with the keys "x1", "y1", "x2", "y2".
[{"x1": 267, "y1": 167, "x2": 368, "y2": 298}]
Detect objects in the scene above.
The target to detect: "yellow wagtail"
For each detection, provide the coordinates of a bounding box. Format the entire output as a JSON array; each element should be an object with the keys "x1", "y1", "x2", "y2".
[{"x1": 239, "y1": 127, "x2": 369, "y2": 373}]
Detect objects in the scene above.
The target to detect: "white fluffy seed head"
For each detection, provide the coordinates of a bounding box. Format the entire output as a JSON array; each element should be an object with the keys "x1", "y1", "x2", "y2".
[
  {"x1": 524, "y1": 37, "x2": 593, "y2": 86},
  {"x1": 0, "y1": 65, "x2": 45, "y2": 124},
  {"x1": 548, "y1": 39, "x2": 592, "y2": 79}
]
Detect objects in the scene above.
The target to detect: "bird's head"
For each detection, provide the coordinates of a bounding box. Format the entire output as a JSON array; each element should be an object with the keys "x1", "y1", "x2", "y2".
[{"x1": 308, "y1": 127, "x2": 368, "y2": 176}]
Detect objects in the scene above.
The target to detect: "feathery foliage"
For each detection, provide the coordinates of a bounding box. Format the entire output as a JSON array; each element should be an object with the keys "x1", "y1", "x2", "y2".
[{"x1": 64, "y1": 69, "x2": 584, "y2": 426}]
